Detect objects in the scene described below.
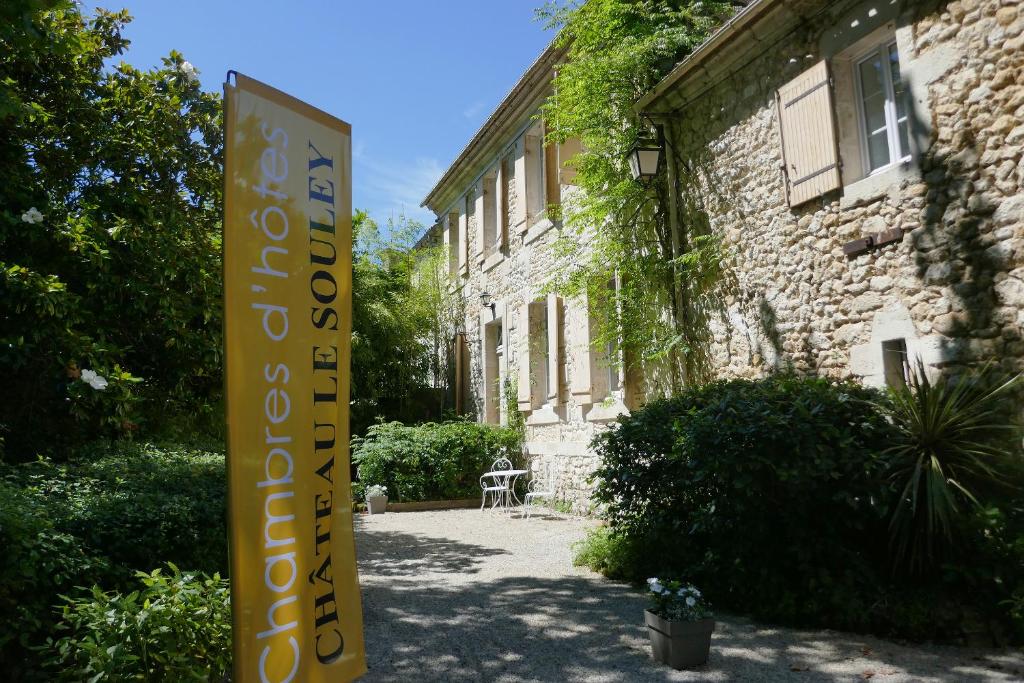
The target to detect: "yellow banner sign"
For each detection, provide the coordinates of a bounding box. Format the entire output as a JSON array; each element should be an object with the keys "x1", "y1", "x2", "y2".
[{"x1": 223, "y1": 73, "x2": 365, "y2": 682}]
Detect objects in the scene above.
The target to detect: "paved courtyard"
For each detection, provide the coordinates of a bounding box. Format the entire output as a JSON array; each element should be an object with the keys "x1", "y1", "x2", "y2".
[{"x1": 355, "y1": 508, "x2": 1024, "y2": 682}]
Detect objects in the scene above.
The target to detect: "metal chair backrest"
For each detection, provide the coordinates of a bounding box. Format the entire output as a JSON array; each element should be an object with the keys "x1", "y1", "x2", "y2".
[{"x1": 491, "y1": 457, "x2": 512, "y2": 472}]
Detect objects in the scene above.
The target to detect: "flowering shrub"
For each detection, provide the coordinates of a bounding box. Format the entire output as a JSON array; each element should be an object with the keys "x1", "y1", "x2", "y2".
[
  {"x1": 1, "y1": 1, "x2": 224, "y2": 459},
  {"x1": 646, "y1": 578, "x2": 712, "y2": 622},
  {"x1": 365, "y1": 484, "x2": 387, "y2": 499}
]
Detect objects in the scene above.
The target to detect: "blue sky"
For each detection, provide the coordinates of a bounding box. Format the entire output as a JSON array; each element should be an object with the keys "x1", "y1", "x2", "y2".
[{"x1": 103, "y1": 1, "x2": 555, "y2": 229}]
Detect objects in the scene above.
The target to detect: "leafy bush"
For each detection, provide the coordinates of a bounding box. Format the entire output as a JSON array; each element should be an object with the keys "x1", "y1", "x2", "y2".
[
  {"x1": 0, "y1": 481, "x2": 110, "y2": 679},
  {"x1": 6, "y1": 442, "x2": 228, "y2": 583},
  {"x1": 352, "y1": 421, "x2": 523, "y2": 502},
  {"x1": 879, "y1": 362, "x2": 1023, "y2": 573},
  {"x1": 44, "y1": 565, "x2": 231, "y2": 682},
  {"x1": 572, "y1": 527, "x2": 649, "y2": 581},
  {"x1": 584, "y1": 374, "x2": 1024, "y2": 642}
]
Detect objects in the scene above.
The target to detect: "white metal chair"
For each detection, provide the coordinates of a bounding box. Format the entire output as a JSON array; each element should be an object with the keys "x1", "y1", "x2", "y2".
[
  {"x1": 522, "y1": 462, "x2": 558, "y2": 518},
  {"x1": 480, "y1": 457, "x2": 513, "y2": 511}
]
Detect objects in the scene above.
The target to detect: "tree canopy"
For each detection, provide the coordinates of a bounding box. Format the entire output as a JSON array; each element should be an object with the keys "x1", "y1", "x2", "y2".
[{"x1": 1, "y1": 1, "x2": 223, "y2": 456}]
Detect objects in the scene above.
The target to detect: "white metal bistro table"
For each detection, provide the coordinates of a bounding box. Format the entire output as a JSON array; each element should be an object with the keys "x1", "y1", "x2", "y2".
[{"x1": 480, "y1": 469, "x2": 528, "y2": 511}]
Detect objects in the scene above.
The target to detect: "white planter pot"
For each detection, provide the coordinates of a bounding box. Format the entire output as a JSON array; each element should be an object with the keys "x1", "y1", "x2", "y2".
[{"x1": 367, "y1": 495, "x2": 388, "y2": 514}]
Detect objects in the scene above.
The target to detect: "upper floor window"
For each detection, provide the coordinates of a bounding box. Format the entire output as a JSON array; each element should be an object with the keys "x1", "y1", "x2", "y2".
[{"x1": 855, "y1": 41, "x2": 910, "y2": 175}]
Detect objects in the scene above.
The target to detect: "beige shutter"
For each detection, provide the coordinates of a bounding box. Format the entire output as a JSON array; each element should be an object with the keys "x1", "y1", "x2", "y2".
[
  {"x1": 458, "y1": 200, "x2": 468, "y2": 275},
  {"x1": 453, "y1": 332, "x2": 465, "y2": 414},
  {"x1": 558, "y1": 137, "x2": 583, "y2": 185},
  {"x1": 569, "y1": 294, "x2": 593, "y2": 403},
  {"x1": 546, "y1": 293, "x2": 562, "y2": 403},
  {"x1": 517, "y1": 303, "x2": 533, "y2": 411},
  {"x1": 776, "y1": 60, "x2": 841, "y2": 207},
  {"x1": 544, "y1": 137, "x2": 561, "y2": 210},
  {"x1": 474, "y1": 184, "x2": 485, "y2": 260},
  {"x1": 497, "y1": 157, "x2": 508, "y2": 250},
  {"x1": 513, "y1": 141, "x2": 528, "y2": 233}
]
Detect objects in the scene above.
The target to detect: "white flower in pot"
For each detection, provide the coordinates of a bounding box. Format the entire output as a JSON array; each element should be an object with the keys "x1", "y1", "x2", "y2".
[
  {"x1": 365, "y1": 484, "x2": 388, "y2": 515},
  {"x1": 644, "y1": 578, "x2": 714, "y2": 670}
]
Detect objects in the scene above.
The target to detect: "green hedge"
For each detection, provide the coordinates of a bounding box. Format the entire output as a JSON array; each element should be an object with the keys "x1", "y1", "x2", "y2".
[
  {"x1": 352, "y1": 421, "x2": 523, "y2": 502},
  {"x1": 582, "y1": 375, "x2": 1024, "y2": 643},
  {"x1": 0, "y1": 441, "x2": 227, "y2": 679}
]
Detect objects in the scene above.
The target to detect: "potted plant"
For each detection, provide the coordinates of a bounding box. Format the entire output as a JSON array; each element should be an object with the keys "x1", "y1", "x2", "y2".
[
  {"x1": 365, "y1": 484, "x2": 388, "y2": 514},
  {"x1": 644, "y1": 578, "x2": 714, "y2": 669}
]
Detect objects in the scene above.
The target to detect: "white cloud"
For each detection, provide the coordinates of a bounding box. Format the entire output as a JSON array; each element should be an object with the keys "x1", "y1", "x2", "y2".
[
  {"x1": 353, "y1": 146, "x2": 443, "y2": 229},
  {"x1": 462, "y1": 99, "x2": 487, "y2": 120}
]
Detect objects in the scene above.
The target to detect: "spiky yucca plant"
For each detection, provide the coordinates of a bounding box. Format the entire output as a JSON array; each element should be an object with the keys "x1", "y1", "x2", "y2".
[{"x1": 881, "y1": 361, "x2": 1022, "y2": 574}]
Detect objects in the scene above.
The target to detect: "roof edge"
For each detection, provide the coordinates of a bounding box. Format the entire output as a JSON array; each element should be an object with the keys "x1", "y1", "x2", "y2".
[
  {"x1": 421, "y1": 40, "x2": 567, "y2": 214},
  {"x1": 635, "y1": 0, "x2": 780, "y2": 113}
]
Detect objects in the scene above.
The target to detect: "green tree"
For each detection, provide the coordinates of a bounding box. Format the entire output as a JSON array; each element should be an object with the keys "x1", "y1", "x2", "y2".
[
  {"x1": 538, "y1": 0, "x2": 733, "y2": 391},
  {"x1": 350, "y1": 212, "x2": 439, "y2": 433},
  {"x1": 1, "y1": 1, "x2": 223, "y2": 457}
]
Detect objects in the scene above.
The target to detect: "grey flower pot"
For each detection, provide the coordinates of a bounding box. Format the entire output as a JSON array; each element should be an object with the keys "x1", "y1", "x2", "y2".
[
  {"x1": 367, "y1": 495, "x2": 388, "y2": 514},
  {"x1": 644, "y1": 610, "x2": 714, "y2": 670}
]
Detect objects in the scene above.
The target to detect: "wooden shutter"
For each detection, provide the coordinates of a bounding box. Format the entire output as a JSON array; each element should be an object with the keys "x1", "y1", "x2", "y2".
[
  {"x1": 513, "y1": 141, "x2": 528, "y2": 233},
  {"x1": 474, "y1": 184, "x2": 485, "y2": 260},
  {"x1": 458, "y1": 200, "x2": 468, "y2": 275},
  {"x1": 569, "y1": 294, "x2": 593, "y2": 403},
  {"x1": 517, "y1": 303, "x2": 533, "y2": 411},
  {"x1": 544, "y1": 139, "x2": 561, "y2": 210},
  {"x1": 776, "y1": 60, "x2": 841, "y2": 207},
  {"x1": 558, "y1": 137, "x2": 583, "y2": 185},
  {"x1": 546, "y1": 293, "x2": 562, "y2": 403},
  {"x1": 496, "y1": 160, "x2": 507, "y2": 250}
]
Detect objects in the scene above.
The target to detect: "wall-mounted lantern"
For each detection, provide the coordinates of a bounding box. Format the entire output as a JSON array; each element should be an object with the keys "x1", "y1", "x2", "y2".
[
  {"x1": 479, "y1": 291, "x2": 496, "y2": 316},
  {"x1": 627, "y1": 134, "x2": 663, "y2": 183}
]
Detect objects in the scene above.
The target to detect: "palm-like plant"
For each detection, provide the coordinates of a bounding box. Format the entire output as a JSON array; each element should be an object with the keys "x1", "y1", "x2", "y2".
[{"x1": 881, "y1": 360, "x2": 1022, "y2": 574}]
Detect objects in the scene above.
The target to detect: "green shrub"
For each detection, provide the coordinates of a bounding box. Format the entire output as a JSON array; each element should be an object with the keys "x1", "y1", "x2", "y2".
[
  {"x1": 7, "y1": 441, "x2": 227, "y2": 584},
  {"x1": 0, "y1": 481, "x2": 110, "y2": 679},
  {"x1": 587, "y1": 374, "x2": 1024, "y2": 642},
  {"x1": 44, "y1": 565, "x2": 231, "y2": 682},
  {"x1": 573, "y1": 527, "x2": 649, "y2": 581},
  {"x1": 878, "y1": 362, "x2": 1023, "y2": 573},
  {"x1": 352, "y1": 421, "x2": 523, "y2": 502}
]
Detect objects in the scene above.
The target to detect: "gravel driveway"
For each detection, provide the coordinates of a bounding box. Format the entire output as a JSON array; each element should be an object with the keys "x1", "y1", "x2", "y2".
[{"x1": 355, "y1": 508, "x2": 1023, "y2": 682}]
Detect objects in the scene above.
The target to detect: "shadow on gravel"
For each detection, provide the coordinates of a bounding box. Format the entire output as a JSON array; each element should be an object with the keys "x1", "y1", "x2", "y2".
[
  {"x1": 355, "y1": 524, "x2": 1021, "y2": 682},
  {"x1": 354, "y1": 520, "x2": 508, "y2": 577}
]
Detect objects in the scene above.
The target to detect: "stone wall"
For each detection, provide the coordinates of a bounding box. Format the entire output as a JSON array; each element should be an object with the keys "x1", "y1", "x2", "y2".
[
  {"x1": 661, "y1": 0, "x2": 1024, "y2": 387},
  {"x1": 441, "y1": 141, "x2": 631, "y2": 514}
]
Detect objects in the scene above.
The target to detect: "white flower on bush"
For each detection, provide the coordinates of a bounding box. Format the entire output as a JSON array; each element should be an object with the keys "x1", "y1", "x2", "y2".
[
  {"x1": 685, "y1": 596, "x2": 696, "y2": 607},
  {"x1": 178, "y1": 60, "x2": 199, "y2": 83},
  {"x1": 21, "y1": 207, "x2": 43, "y2": 224},
  {"x1": 647, "y1": 577, "x2": 665, "y2": 595},
  {"x1": 365, "y1": 484, "x2": 387, "y2": 499},
  {"x1": 80, "y1": 368, "x2": 109, "y2": 391}
]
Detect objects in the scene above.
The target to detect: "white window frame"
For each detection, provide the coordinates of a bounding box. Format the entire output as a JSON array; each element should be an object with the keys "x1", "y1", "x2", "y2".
[{"x1": 853, "y1": 39, "x2": 911, "y2": 177}]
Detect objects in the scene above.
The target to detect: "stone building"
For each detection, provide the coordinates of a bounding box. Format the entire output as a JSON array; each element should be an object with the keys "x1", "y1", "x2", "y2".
[
  {"x1": 420, "y1": 45, "x2": 640, "y2": 512},
  {"x1": 637, "y1": 0, "x2": 1024, "y2": 388},
  {"x1": 423, "y1": 0, "x2": 1024, "y2": 508}
]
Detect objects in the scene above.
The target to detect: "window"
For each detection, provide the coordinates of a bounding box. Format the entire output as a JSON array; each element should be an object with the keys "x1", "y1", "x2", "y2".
[
  {"x1": 855, "y1": 41, "x2": 910, "y2": 175},
  {"x1": 517, "y1": 295, "x2": 562, "y2": 412},
  {"x1": 882, "y1": 338, "x2": 910, "y2": 389}
]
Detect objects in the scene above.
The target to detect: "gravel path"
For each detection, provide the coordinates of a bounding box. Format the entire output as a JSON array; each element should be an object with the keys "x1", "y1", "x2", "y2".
[{"x1": 355, "y1": 508, "x2": 1023, "y2": 682}]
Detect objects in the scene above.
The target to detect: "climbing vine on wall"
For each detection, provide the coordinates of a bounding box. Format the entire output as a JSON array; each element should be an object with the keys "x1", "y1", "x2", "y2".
[{"x1": 537, "y1": 0, "x2": 733, "y2": 392}]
